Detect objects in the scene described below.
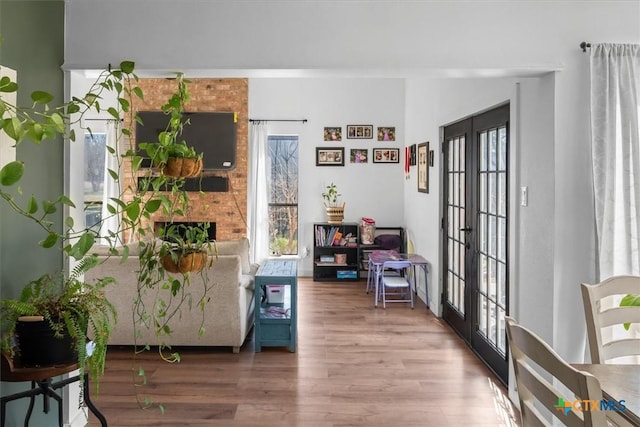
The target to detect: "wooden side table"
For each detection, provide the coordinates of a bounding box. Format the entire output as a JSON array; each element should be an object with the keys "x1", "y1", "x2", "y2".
[
  {"x1": 1, "y1": 353, "x2": 107, "y2": 427},
  {"x1": 254, "y1": 259, "x2": 298, "y2": 352}
]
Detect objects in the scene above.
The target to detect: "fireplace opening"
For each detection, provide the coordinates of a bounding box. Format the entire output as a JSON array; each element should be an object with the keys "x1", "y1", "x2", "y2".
[{"x1": 155, "y1": 222, "x2": 216, "y2": 242}]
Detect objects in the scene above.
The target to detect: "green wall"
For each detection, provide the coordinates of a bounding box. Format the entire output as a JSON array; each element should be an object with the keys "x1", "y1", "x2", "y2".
[{"x1": 0, "y1": 1, "x2": 66, "y2": 426}]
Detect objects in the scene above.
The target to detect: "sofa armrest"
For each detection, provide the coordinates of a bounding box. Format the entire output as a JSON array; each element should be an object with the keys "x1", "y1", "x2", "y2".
[{"x1": 249, "y1": 263, "x2": 260, "y2": 277}]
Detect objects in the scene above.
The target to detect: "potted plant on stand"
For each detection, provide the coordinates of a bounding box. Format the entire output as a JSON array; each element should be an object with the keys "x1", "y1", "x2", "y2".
[
  {"x1": 0, "y1": 256, "x2": 117, "y2": 387},
  {"x1": 322, "y1": 182, "x2": 345, "y2": 224},
  {"x1": 0, "y1": 61, "x2": 142, "y2": 397},
  {"x1": 1, "y1": 60, "x2": 217, "y2": 414}
]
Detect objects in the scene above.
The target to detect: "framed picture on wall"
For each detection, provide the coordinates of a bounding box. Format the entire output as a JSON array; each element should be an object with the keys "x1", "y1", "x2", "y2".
[
  {"x1": 372, "y1": 148, "x2": 399, "y2": 163},
  {"x1": 316, "y1": 147, "x2": 345, "y2": 166},
  {"x1": 377, "y1": 127, "x2": 396, "y2": 141},
  {"x1": 347, "y1": 125, "x2": 373, "y2": 139},
  {"x1": 350, "y1": 148, "x2": 368, "y2": 163},
  {"x1": 323, "y1": 126, "x2": 342, "y2": 141},
  {"x1": 417, "y1": 142, "x2": 429, "y2": 193}
]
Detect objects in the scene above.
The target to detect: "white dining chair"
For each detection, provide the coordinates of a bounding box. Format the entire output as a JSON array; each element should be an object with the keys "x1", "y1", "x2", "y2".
[
  {"x1": 505, "y1": 317, "x2": 607, "y2": 427},
  {"x1": 380, "y1": 260, "x2": 414, "y2": 309},
  {"x1": 581, "y1": 276, "x2": 640, "y2": 364}
]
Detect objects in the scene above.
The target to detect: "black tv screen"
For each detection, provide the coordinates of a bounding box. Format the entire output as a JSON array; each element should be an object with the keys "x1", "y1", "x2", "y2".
[{"x1": 136, "y1": 111, "x2": 237, "y2": 171}]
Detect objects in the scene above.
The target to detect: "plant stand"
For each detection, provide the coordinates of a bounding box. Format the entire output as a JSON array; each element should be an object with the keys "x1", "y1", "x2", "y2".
[{"x1": 0, "y1": 354, "x2": 107, "y2": 427}]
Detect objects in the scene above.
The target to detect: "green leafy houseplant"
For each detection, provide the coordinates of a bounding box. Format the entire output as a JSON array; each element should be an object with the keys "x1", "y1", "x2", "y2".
[
  {"x1": 322, "y1": 182, "x2": 341, "y2": 207},
  {"x1": 0, "y1": 256, "x2": 116, "y2": 390},
  {"x1": 0, "y1": 62, "x2": 141, "y2": 394},
  {"x1": 137, "y1": 73, "x2": 203, "y2": 178},
  {"x1": 1, "y1": 61, "x2": 215, "y2": 411},
  {"x1": 322, "y1": 182, "x2": 345, "y2": 224},
  {"x1": 158, "y1": 222, "x2": 215, "y2": 273}
]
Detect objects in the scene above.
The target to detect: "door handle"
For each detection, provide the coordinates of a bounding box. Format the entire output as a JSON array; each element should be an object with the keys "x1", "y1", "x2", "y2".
[{"x1": 460, "y1": 227, "x2": 472, "y2": 232}]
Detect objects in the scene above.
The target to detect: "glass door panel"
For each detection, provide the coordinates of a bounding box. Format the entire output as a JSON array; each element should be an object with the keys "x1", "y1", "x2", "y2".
[{"x1": 442, "y1": 104, "x2": 510, "y2": 384}]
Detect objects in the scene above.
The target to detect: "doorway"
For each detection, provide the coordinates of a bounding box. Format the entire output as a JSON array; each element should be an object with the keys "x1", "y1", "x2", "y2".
[{"x1": 441, "y1": 104, "x2": 510, "y2": 384}]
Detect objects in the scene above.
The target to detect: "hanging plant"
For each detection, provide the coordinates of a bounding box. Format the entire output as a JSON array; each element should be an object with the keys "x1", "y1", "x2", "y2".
[
  {"x1": 0, "y1": 61, "x2": 215, "y2": 412},
  {"x1": 137, "y1": 73, "x2": 203, "y2": 178},
  {"x1": 158, "y1": 222, "x2": 214, "y2": 273}
]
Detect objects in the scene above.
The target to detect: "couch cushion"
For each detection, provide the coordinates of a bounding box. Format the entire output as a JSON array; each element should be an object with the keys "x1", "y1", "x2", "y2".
[{"x1": 214, "y1": 238, "x2": 251, "y2": 274}]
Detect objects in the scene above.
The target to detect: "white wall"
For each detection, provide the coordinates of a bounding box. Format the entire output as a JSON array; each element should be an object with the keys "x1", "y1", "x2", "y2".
[
  {"x1": 404, "y1": 74, "x2": 556, "y2": 329},
  {"x1": 249, "y1": 78, "x2": 406, "y2": 276}
]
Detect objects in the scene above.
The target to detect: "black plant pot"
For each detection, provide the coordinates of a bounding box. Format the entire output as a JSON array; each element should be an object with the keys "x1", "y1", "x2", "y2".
[{"x1": 16, "y1": 316, "x2": 77, "y2": 367}]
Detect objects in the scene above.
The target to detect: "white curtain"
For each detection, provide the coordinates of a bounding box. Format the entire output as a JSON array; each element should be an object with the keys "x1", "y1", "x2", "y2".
[
  {"x1": 100, "y1": 120, "x2": 122, "y2": 246},
  {"x1": 590, "y1": 43, "x2": 640, "y2": 363},
  {"x1": 590, "y1": 43, "x2": 640, "y2": 279},
  {"x1": 248, "y1": 122, "x2": 270, "y2": 265}
]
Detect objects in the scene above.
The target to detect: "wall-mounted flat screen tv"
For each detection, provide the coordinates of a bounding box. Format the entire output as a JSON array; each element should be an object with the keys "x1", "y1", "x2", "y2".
[{"x1": 136, "y1": 111, "x2": 237, "y2": 171}]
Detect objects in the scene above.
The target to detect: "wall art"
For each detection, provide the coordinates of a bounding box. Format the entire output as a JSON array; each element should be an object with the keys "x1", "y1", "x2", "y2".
[
  {"x1": 377, "y1": 127, "x2": 396, "y2": 141},
  {"x1": 316, "y1": 147, "x2": 345, "y2": 166},
  {"x1": 373, "y1": 148, "x2": 399, "y2": 163},
  {"x1": 350, "y1": 148, "x2": 368, "y2": 163},
  {"x1": 347, "y1": 125, "x2": 373, "y2": 139},
  {"x1": 323, "y1": 126, "x2": 342, "y2": 141},
  {"x1": 417, "y1": 142, "x2": 429, "y2": 193}
]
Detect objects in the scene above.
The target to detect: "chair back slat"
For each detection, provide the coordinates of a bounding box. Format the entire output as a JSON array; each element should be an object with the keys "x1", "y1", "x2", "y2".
[
  {"x1": 598, "y1": 306, "x2": 640, "y2": 328},
  {"x1": 381, "y1": 260, "x2": 412, "y2": 270},
  {"x1": 603, "y1": 338, "x2": 640, "y2": 360},
  {"x1": 506, "y1": 317, "x2": 607, "y2": 427}
]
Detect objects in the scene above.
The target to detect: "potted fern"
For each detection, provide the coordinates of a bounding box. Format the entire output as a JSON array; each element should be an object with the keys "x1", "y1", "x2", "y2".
[{"x1": 0, "y1": 256, "x2": 116, "y2": 388}]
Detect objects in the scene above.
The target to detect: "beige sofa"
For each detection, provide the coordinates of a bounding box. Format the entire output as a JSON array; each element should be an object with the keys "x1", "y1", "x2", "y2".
[{"x1": 86, "y1": 238, "x2": 258, "y2": 353}]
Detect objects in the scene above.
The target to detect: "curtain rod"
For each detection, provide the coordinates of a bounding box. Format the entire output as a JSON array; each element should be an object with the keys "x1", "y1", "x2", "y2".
[
  {"x1": 249, "y1": 119, "x2": 307, "y2": 124},
  {"x1": 84, "y1": 118, "x2": 123, "y2": 122},
  {"x1": 580, "y1": 41, "x2": 591, "y2": 52}
]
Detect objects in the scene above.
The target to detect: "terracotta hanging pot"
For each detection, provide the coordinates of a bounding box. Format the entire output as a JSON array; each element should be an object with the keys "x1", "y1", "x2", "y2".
[
  {"x1": 162, "y1": 157, "x2": 203, "y2": 178},
  {"x1": 161, "y1": 250, "x2": 207, "y2": 274}
]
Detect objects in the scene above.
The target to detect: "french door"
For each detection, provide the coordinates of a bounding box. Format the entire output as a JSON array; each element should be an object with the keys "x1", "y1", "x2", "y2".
[{"x1": 442, "y1": 104, "x2": 510, "y2": 384}]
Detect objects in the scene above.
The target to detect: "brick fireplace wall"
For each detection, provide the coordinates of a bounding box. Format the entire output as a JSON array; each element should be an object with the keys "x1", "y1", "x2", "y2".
[{"x1": 124, "y1": 78, "x2": 248, "y2": 241}]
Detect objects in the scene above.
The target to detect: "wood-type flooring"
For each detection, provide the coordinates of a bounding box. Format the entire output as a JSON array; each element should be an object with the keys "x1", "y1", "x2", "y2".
[{"x1": 88, "y1": 278, "x2": 520, "y2": 426}]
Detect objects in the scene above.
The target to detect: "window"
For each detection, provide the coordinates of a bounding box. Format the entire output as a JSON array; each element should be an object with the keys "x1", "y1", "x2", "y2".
[
  {"x1": 83, "y1": 132, "x2": 106, "y2": 230},
  {"x1": 268, "y1": 135, "x2": 298, "y2": 255}
]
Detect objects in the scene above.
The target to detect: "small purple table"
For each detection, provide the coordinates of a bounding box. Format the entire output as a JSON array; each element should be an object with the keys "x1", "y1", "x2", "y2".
[{"x1": 367, "y1": 250, "x2": 430, "y2": 308}]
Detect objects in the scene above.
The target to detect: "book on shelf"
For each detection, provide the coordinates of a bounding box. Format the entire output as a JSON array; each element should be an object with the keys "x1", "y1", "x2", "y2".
[
  {"x1": 315, "y1": 225, "x2": 356, "y2": 247},
  {"x1": 332, "y1": 231, "x2": 343, "y2": 245}
]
